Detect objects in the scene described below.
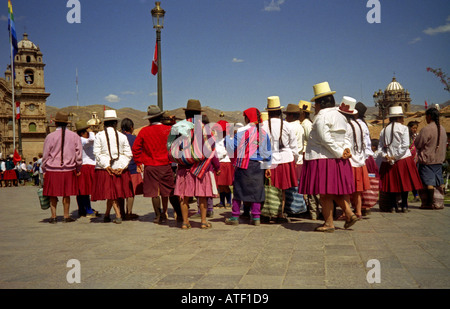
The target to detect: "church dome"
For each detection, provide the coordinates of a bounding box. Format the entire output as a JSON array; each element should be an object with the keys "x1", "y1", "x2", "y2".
[
  {"x1": 18, "y1": 33, "x2": 38, "y2": 50},
  {"x1": 386, "y1": 77, "x2": 404, "y2": 92}
]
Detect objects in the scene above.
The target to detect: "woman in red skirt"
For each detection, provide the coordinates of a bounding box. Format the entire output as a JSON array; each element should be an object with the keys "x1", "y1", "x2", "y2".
[
  {"x1": 378, "y1": 106, "x2": 422, "y2": 212},
  {"x1": 42, "y1": 112, "x2": 83, "y2": 223},
  {"x1": 340, "y1": 98, "x2": 371, "y2": 219},
  {"x1": 213, "y1": 120, "x2": 234, "y2": 208},
  {"x1": 262, "y1": 96, "x2": 299, "y2": 223},
  {"x1": 92, "y1": 110, "x2": 133, "y2": 224}
]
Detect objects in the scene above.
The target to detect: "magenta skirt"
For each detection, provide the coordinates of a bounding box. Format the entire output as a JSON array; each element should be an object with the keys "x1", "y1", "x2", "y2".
[
  {"x1": 43, "y1": 170, "x2": 79, "y2": 197},
  {"x1": 299, "y1": 158, "x2": 355, "y2": 195},
  {"x1": 270, "y1": 161, "x2": 298, "y2": 190},
  {"x1": 174, "y1": 166, "x2": 216, "y2": 198},
  {"x1": 78, "y1": 164, "x2": 95, "y2": 195},
  {"x1": 91, "y1": 169, "x2": 134, "y2": 201}
]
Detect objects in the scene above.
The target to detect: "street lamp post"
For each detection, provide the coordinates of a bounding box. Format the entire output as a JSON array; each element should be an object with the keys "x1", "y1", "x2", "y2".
[
  {"x1": 15, "y1": 83, "x2": 23, "y2": 157},
  {"x1": 373, "y1": 89, "x2": 395, "y2": 128},
  {"x1": 151, "y1": 1, "x2": 165, "y2": 111}
]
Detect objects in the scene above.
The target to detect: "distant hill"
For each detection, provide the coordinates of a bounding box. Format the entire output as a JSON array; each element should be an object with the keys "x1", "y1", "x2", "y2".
[{"x1": 46, "y1": 105, "x2": 245, "y2": 129}]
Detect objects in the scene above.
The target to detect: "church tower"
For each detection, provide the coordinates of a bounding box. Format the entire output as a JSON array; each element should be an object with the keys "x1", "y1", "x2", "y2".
[{"x1": 0, "y1": 33, "x2": 50, "y2": 160}]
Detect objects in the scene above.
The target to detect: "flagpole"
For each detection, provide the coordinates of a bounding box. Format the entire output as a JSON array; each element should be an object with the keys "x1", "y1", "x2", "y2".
[{"x1": 9, "y1": 23, "x2": 16, "y2": 152}]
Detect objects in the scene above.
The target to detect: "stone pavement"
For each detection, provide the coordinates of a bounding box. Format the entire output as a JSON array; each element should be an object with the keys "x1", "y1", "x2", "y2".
[{"x1": 0, "y1": 185, "x2": 449, "y2": 290}]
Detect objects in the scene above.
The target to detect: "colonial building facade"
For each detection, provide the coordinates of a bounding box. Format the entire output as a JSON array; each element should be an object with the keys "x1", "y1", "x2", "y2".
[{"x1": 0, "y1": 33, "x2": 50, "y2": 161}]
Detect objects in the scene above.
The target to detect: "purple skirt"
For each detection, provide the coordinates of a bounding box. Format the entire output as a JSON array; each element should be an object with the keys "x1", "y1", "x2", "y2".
[{"x1": 299, "y1": 158, "x2": 355, "y2": 195}]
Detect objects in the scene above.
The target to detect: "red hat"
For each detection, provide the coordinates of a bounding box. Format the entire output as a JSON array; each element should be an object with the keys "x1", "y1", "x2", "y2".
[{"x1": 243, "y1": 108, "x2": 261, "y2": 124}]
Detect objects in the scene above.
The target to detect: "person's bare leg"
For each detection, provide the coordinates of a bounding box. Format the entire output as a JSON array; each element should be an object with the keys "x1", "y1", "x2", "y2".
[
  {"x1": 50, "y1": 197, "x2": 58, "y2": 219},
  {"x1": 181, "y1": 196, "x2": 191, "y2": 228},
  {"x1": 63, "y1": 196, "x2": 71, "y2": 219},
  {"x1": 320, "y1": 194, "x2": 335, "y2": 228}
]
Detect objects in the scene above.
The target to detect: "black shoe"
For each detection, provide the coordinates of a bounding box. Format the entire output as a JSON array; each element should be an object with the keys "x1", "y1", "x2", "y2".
[
  {"x1": 63, "y1": 217, "x2": 76, "y2": 223},
  {"x1": 48, "y1": 217, "x2": 57, "y2": 224}
]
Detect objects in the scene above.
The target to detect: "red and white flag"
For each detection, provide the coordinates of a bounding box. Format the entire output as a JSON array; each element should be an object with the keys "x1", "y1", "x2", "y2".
[
  {"x1": 15, "y1": 101, "x2": 20, "y2": 120},
  {"x1": 425, "y1": 101, "x2": 428, "y2": 109},
  {"x1": 151, "y1": 41, "x2": 158, "y2": 76}
]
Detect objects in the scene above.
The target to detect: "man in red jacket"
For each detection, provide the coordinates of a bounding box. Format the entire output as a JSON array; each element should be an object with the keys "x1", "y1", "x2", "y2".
[{"x1": 132, "y1": 105, "x2": 174, "y2": 223}]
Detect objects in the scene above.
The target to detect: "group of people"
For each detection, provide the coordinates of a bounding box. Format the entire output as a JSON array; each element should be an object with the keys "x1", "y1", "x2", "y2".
[
  {"x1": 0, "y1": 154, "x2": 43, "y2": 187},
  {"x1": 39, "y1": 81, "x2": 447, "y2": 232}
]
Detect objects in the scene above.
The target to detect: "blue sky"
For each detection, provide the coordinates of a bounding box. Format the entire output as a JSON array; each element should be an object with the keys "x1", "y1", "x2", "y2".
[{"x1": 1, "y1": 0, "x2": 450, "y2": 113}]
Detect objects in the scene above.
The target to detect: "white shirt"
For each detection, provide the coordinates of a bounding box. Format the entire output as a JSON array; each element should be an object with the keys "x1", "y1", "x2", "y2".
[
  {"x1": 346, "y1": 118, "x2": 366, "y2": 167},
  {"x1": 378, "y1": 121, "x2": 411, "y2": 162},
  {"x1": 94, "y1": 127, "x2": 132, "y2": 170},
  {"x1": 81, "y1": 131, "x2": 96, "y2": 166},
  {"x1": 305, "y1": 107, "x2": 351, "y2": 161},
  {"x1": 289, "y1": 120, "x2": 305, "y2": 165},
  {"x1": 300, "y1": 118, "x2": 313, "y2": 152},
  {"x1": 262, "y1": 118, "x2": 298, "y2": 165},
  {"x1": 215, "y1": 137, "x2": 231, "y2": 163},
  {"x1": 357, "y1": 119, "x2": 374, "y2": 158}
]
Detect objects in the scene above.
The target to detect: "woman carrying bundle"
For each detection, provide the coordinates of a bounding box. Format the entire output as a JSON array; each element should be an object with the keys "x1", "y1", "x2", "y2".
[
  {"x1": 225, "y1": 107, "x2": 272, "y2": 226},
  {"x1": 42, "y1": 112, "x2": 83, "y2": 223}
]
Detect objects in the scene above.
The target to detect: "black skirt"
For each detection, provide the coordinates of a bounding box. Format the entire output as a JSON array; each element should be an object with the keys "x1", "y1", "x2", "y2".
[{"x1": 233, "y1": 160, "x2": 265, "y2": 203}]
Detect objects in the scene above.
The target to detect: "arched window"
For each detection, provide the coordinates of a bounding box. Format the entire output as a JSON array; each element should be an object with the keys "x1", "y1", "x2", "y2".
[
  {"x1": 29, "y1": 123, "x2": 37, "y2": 132},
  {"x1": 26, "y1": 56, "x2": 31, "y2": 63},
  {"x1": 24, "y1": 69, "x2": 34, "y2": 85}
]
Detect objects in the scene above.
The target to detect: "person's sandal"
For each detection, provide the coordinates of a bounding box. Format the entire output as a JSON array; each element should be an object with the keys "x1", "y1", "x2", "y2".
[
  {"x1": 315, "y1": 225, "x2": 335, "y2": 233},
  {"x1": 181, "y1": 223, "x2": 191, "y2": 230},
  {"x1": 48, "y1": 217, "x2": 57, "y2": 224},
  {"x1": 113, "y1": 218, "x2": 122, "y2": 224},
  {"x1": 344, "y1": 215, "x2": 358, "y2": 229},
  {"x1": 201, "y1": 222, "x2": 212, "y2": 229},
  {"x1": 63, "y1": 217, "x2": 75, "y2": 223}
]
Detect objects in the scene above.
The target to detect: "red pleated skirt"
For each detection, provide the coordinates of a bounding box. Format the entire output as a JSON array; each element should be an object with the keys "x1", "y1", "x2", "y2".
[
  {"x1": 299, "y1": 158, "x2": 355, "y2": 195},
  {"x1": 216, "y1": 162, "x2": 234, "y2": 186},
  {"x1": 3, "y1": 170, "x2": 17, "y2": 180},
  {"x1": 270, "y1": 161, "x2": 298, "y2": 190},
  {"x1": 91, "y1": 169, "x2": 134, "y2": 201},
  {"x1": 43, "y1": 170, "x2": 79, "y2": 197},
  {"x1": 352, "y1": 165, "x2": 371, "y2": 193},
  {"x1": 78, "y1": 164, "x2": 95, "y2": 195},
  {"x1": 379, "y1": 156, "x2": 423, "y2": 193}
]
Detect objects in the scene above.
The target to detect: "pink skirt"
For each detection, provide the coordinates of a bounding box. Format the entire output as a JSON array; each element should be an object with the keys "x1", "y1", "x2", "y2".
[
  {"x1": 299, "y1": 158, "x2": 355, "y2": 195},
  {"x1": 365, "y1": 156, "x2": 380, "y2": 178},
  {"x1": 379, "y1": 156, "x2": 422, "y2": 193},
  {"x1": 3, "y1": 170, "x2": 17, "y2": 180},
  {"x1": 174, "y1": 166, "x2": 217, "y2": 198},
  {"x1": 216, "y1": 162, "x2": 234, "y2": 186},
  {"x1": 130, "y1": 173, "x2": 144, "y2": 196},
  {"x1": 270, "y1": 161, "x2": 298, "y2": 190},
  {"x1": 78, "y1": 165, "x2": 95, "y2": 195},
  {"x1": 43, "y1": 170, "x2": 79, "y2": 197},
  {"x1": 91, "y1": 169, "x2": 134, "y2": 201}
]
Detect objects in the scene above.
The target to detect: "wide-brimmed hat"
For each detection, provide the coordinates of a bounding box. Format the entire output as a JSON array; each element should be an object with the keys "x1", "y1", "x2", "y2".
[
  {"x1": 183, "y1": 99, "x2": 203, "y2": 112},
  {"x1": 75, "y1": 120, "x2": 90, "y2": 132},
  {"x1": 283, "y1": 104, "x2": 301, "y2": 114},
  {"x1": 55, "y1": 111, "x2": 70, "y2": 123},
  {"x1": 298, "y1": 100, "x2": 312, "y2": 113},
  {"x1": 104, "y1": 110, "x2": 120, "y2": 121},
  {"x1": 388, "y1": 106, "x2": 406, "y2": 118},
  {"x1": 266, "y1": 96, "x2": 284, "y2": 111},
  {"x1": 261, "y1": 111, "x2": 269, "y2": 122},
  {"x1": 355, "y1": 102, "x2": 367, "y2": 118},
  {"x1": 143, "y1": 105, "x2": 164, "y2": 120},
  {"x1": 311, "y1": 82, "x2": 337, "y2": 101},
  {"x1": 338, "y1": 96, "x2": 358, "y2": 115}
]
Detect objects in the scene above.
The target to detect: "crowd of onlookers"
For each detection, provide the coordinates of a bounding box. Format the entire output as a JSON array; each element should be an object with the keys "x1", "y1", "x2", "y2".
[{"x1": 0, "y1": 153, "x2": 43, "y2": 187}]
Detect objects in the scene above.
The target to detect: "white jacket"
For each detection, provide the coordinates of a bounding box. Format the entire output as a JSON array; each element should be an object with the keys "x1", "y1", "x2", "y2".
[
  {"x1": 262, "y1": 118, "x2": 298, "y2": 165},
  {"x1": 305, "y1": 107, "x2": 352, "y2": 161},
  {"x1": 94, "y1": 127, "x2": 132, "y2": 170},
  {"x1": 378, "y1": 122, "x2": 411, "y2": 162}
]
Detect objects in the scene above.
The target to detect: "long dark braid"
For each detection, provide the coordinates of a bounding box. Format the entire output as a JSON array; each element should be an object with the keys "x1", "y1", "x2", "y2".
[
  {"x1": 426, "y1": 107, "x2": 441, "y2": 152},
  {"x1": 104, "y1": 120, "x2": 120, "y2": 166},
  {"x1": 384, "y1": 119, "x2": 396, "y2": 149},
  {"x1": 268, "y1": 110, "x2": 284, "y2": 149},
  {"x1": 347, "y1": 116, "x2": 364, "y2": 154},
  {"x1": 55, "y1": 122, "x2": 67, "y2": 166}
]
